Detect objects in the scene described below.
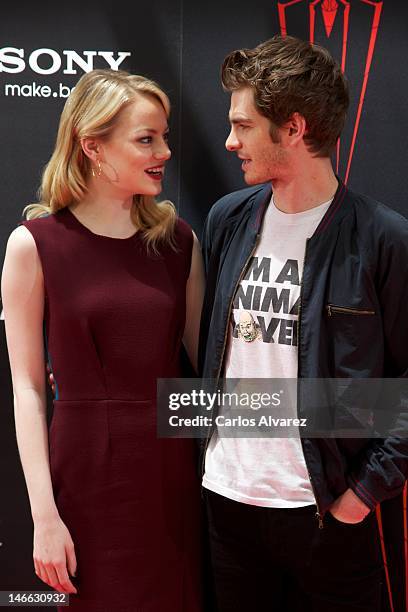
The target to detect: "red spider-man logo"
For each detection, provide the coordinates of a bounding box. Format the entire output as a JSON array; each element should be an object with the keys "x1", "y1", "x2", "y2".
[{"x1": 277, "y1": 0, "x2": 383, "y2": 183}]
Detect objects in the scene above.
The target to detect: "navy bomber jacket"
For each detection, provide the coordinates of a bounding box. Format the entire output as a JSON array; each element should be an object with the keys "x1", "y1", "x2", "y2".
[{"x1": 198, "y1": 179, "x2": 408, "y2": 522}]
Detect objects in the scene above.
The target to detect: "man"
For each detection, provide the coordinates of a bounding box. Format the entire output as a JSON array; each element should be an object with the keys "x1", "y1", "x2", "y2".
[{"x1": 198, "y1": 35, "x2": 408, "y2": 611}]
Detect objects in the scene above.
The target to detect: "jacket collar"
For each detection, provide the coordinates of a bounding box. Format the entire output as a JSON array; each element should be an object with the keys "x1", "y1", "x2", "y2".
[{"x1": 314, "y1": 178, "x2": 349, "y2": 235}]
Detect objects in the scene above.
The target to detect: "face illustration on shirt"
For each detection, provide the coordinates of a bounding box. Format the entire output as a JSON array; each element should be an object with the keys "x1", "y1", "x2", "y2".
[{"x1": 237, "y1": 311, "x2": 261, "y2": 342}]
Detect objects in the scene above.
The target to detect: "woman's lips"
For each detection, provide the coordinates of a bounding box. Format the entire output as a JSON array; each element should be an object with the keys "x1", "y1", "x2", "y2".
[{"x1": 145, "y1": 166, "x2": 164, "y2": 180}]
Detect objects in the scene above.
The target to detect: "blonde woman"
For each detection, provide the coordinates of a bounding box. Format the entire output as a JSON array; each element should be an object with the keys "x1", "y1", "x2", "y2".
[{"x1": 2, "y1": 69, "x2": 204, "y2": 611}]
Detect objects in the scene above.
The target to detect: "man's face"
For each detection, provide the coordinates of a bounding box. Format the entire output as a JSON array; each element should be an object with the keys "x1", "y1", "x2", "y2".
[{"x1": 225, "y1": 87, "x2": 288, "y2": 184}]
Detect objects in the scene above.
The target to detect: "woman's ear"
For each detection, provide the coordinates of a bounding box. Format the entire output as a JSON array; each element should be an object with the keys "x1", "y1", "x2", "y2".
[{"x1": 80, "y1": 138, "x2": 100, "y2": 161}]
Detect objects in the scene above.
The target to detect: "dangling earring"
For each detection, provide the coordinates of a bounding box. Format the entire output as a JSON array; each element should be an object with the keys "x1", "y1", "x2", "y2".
[
  {"x1": 91, "y1": 158, "x2": 119, "y2": 182},
  {"x1": 91, "y1": 158, "x2": 102, "y2": 178}
]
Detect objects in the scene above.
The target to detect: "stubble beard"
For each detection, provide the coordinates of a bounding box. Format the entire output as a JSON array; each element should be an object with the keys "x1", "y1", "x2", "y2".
[{"x1": 245, "y1": 146, "x2": 288, "y2": 185}]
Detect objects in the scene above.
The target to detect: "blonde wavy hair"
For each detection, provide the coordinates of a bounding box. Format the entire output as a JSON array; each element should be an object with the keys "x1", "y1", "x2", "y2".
[{"x1": 24, "y1": 69, "x2": 176, "y2": 250}]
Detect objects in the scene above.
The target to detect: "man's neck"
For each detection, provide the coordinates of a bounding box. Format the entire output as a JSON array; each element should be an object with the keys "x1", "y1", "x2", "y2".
[{"x1": 271, "y1": 160, "x2": 339, "y2": 214}]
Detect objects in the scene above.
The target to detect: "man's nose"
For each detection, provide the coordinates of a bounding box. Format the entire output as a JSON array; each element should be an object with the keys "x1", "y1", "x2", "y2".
[{"x1": 225, "y1": 129, "x2": 240, "y2": 151}]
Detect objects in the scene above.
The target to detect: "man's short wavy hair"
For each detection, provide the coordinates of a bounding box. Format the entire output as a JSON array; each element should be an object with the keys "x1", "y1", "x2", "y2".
[{"x1": 221, "y1": 35, "x2": 349, "y2": 157}]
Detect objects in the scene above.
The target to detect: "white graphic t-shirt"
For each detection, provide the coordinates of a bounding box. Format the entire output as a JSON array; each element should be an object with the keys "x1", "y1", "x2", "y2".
[{"x1": 203, "y1": 195, "x2": 332, "y2": 507}]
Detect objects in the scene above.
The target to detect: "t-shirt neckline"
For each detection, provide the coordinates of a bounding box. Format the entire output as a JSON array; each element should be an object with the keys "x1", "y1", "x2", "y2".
[{"x1": 268, "y1": 194, "x2": 333, "y2": 226}]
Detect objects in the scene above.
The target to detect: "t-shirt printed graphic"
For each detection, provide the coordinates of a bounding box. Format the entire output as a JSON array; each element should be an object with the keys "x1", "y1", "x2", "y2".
[{"x1": 232, "y1": 256, "x2": 300, "y2": 348}]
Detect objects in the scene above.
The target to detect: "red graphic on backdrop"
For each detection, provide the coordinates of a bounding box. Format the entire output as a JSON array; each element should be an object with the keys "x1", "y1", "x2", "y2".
[
  {"x1": 319, "y1": 0, "x2": 339, "y2": 37},
  {"x1": 277, "y1": 0, "x2": 383, "y2": 183}
]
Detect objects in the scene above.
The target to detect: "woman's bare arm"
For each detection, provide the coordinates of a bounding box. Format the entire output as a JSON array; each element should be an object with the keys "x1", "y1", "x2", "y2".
[
  {"x1": 1, "y1": 226, "x2": 77, "y2": 593},
  {"x1": 183, "y1": 232, "x2": 205, "y2": 373}
]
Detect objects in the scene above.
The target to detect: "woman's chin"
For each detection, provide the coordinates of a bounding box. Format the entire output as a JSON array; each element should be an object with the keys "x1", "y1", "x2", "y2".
[{"x1": 137, "y1": 183, "x2": 163, "y2": 197}]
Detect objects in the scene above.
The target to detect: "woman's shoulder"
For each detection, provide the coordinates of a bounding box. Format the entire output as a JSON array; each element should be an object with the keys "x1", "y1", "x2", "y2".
[
  {"x1": 173, "y1": 216, "x2": 195, "y2": 250},
  {"x1": 7, "y1": 224, "x2": 38, "y2": 255},
  {"x1": 4, "y1": 225, "x2": 44, "y2": 274},
  {"x1": 14, "y1": 210, "x2": 69, "y2": 261},
  {"x1": 174, "y1": 216, "x2": 193, "y2": 238},
  {"x1": 22, "y1": 210, "x2": 63, "y2": 231}
]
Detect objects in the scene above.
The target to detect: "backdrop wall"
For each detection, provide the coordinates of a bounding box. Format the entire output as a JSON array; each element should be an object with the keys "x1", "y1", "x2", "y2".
[{"x1": 1, "y1": 1, "x2": 407, "y2": 610}]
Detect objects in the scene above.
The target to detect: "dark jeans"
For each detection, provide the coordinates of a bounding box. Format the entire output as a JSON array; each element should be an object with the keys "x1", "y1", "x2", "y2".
[{"x1": 205, "y1": 489, "x2": 383, "y2": 612}]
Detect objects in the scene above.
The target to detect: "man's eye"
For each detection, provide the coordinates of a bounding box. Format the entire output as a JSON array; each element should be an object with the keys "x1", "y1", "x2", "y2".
[{"x1": 164, "y1": 132, "x2": 170, "y2": 142}]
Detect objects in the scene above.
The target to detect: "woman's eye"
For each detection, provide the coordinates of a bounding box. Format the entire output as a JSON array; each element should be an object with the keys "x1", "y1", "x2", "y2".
[{"x1": 139, "y1": 136, "x2": 152, "y2": 144}]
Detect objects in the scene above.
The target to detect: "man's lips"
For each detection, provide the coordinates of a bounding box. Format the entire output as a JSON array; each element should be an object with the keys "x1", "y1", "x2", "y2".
[
  {"x1": 145, "y1": 165, "x2": 165, "y2": 180},
  {"x1": 238, "y1": 158, "x2": 251, "y2": 171}
]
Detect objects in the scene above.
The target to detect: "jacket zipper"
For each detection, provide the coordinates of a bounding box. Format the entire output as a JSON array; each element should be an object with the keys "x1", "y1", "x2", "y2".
[
  {"x1": 298, "y1": 238, "x2": 324, "y2": 529},
  {"x1": 200, "y1": 232, "x2": 262, "y2": 479},
  {"x1": 326, "y1": 304, "x2": 375, "y2": 317}
]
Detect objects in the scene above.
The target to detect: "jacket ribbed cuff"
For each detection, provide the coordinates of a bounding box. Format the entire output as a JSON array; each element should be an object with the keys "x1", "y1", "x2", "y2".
[{"x1": 348, "y1": 475, "x2": 378, "y2": 511}]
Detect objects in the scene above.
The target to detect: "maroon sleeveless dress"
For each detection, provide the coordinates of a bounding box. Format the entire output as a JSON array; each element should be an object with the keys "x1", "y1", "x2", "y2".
[{"x1": 23, "y1": 209, "x2": 203, "y2": 612}]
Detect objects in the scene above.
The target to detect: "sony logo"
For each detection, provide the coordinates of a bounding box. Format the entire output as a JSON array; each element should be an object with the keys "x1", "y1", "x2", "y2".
[{"x1": 0, "y1": 48, "x2": 131, "y2": 75}]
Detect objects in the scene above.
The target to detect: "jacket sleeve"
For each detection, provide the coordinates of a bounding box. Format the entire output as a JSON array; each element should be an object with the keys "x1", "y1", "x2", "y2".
[
  {"x1": 201, "y1": 204, "x2": 217, "y2": 276},
  {"x1": 198, "y1": 204, "x2": 221, "y2": 376},
  {"x1": 348, "y1": 217, "x2": 408, "y2": 509}
]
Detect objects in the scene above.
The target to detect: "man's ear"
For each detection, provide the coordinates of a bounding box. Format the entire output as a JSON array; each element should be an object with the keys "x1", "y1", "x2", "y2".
[
  {"x1": 284, "y1": 112, "x2": 307, "y2": 144},
  {"x1": 80, "y1": 138, "x2": 101, "y2": 161}
]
